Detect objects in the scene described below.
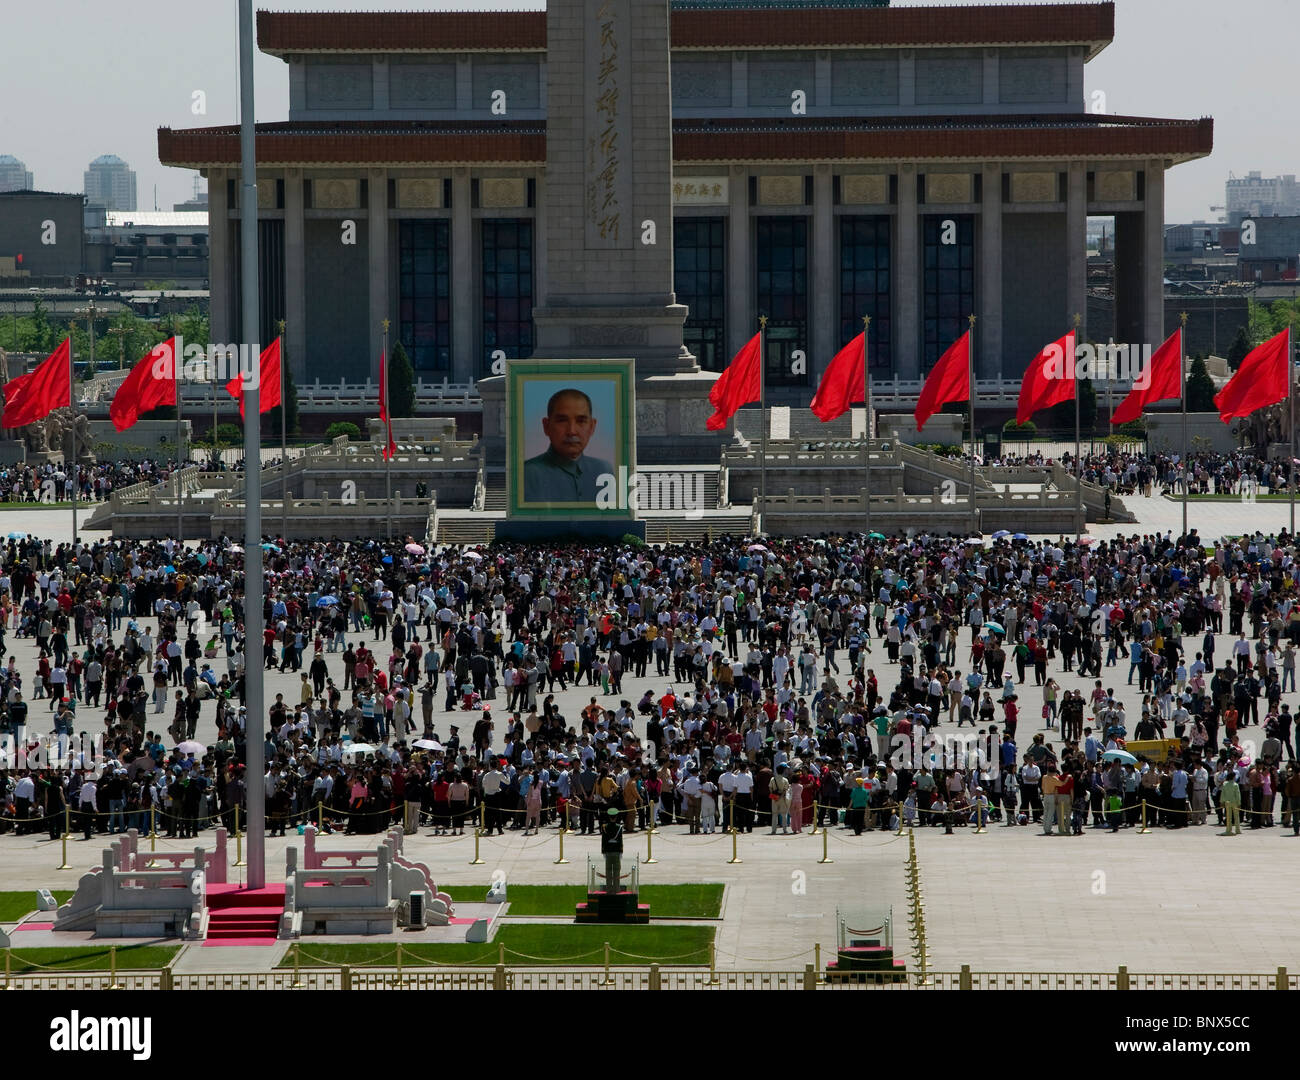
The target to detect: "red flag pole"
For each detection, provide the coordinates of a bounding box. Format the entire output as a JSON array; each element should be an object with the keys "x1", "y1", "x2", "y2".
[
  {"x1": 69, "y1": 336, "x2": 77, "y2": 545},
  {"x1": 1073, "y1": 314, "x2": 1082, "y2": 538},
  {"x1": 1180, "y1": 314, "x2": 1188, "y2": 539},
  {"x1": 862, "y1": 314, "x2": 871, "y2": 540},
  {"x1": 382, "y1": 319, "x2": 392, "y2": 541},
  {"x1": 758, "y1": 314, "x2": 767, "y2": 536},
  {"x1": 177, "y1": 337, "x2": 185, "y2": 548},
  {"x1": 968, "y1": 313, "x2": 977, "y2": 537},
  {"x1": 1290, "y1": 319, "x2": 1295, "y2": 537}
]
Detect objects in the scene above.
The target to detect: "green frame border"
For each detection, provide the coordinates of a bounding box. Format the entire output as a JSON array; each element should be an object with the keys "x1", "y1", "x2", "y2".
[{"x1": 506, "y1": 358, "x2": 637, "y2": 519}]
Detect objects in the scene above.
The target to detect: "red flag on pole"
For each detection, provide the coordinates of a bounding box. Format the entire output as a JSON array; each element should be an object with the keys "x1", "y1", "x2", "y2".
[
  {"x1": 914, "y1": 331, "x2": 970, "y2": 432},
  {"x1": 378, "y1": 348, "x2": 396, "y2": 460},
  {"x1": 705, "y1": 332, "x2": 761, "y2": 431},
  {"x1": 1016, "y1": 331, "x2": 1076, "y2": 425},
  {"x1": 224, "y1": 337, "x2": 282, "y2": 420},
  {"x1": 810, "y1": 331, "x2": 866, "y2": 423},
  {"x1": 2, "y1": 337, "x2": 71, "y2": 429},
  {"x1": 1213, "y1": 328, "x2": 1290, "y2": 423},
  {"x1": 1110, "y1": 329, "x2": 1182, "y2": 426},
  {"x1": 109, "y1": 338, "x2": 179, "y2": 431}
]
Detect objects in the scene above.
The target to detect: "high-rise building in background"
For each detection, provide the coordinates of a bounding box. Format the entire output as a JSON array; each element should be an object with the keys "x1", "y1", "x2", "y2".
[
  {"x1": 1225, "y1": 171, "x2": 1299, "y2": 225},
  {"x1": 84, "y1": 153, "x2": 137, "y2": 211},
  {"x1": 0, "y1": 155, "x2": 34, "y2": 192}
]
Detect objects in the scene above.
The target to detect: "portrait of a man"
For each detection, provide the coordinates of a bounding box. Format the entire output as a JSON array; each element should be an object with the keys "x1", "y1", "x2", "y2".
[{"x1": 522, "y1": 387, "x2": 615, "y2": 504}]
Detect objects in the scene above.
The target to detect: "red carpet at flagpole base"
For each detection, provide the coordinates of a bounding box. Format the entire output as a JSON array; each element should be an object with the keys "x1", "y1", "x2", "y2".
[{"x1": 202, "y1": 883, "x2": 285, "y2": 946}]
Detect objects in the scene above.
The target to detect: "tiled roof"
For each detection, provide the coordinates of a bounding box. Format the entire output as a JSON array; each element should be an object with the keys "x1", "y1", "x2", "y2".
[
  {"x1": 256, "y1": 3, "x2": 1114, "y2": 56},
  {"x1": 158, "y1": 114, "x2": 1211, "y2": 168}
]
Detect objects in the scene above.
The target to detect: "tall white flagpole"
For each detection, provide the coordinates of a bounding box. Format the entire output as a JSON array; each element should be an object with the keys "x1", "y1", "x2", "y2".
[
  {"x1": 862, "y1": 314, "x2": 871, "y2": 540},
  {"x1": 1290, "y1": 319, "x2": 1296, "y2": 537},
  {"x1": 1073, "y1": 314, "x2": 1082, "y2": 539},
  {"x1": 69, "y1": 337, "x2": 77, "y2": 545},
  {"x1": 758, "y1": 315, "x2": 767, "y2": 537},
  {"x1": 176, "y1": 338, "x2": 184, "y2": 547}
]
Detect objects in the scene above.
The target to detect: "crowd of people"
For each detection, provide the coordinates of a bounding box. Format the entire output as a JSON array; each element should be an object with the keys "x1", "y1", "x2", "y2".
[{"x1": 3, "y1": 519, "x2": 1300, "y2": 847}]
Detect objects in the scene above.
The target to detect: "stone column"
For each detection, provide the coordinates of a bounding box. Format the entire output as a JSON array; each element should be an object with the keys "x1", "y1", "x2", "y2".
[
  {"x1": 1067, "y1": 161, "x2": 1088, "y2": 340},
  {"x1": 728, "y1": 163, "x2": 752, "y2": 359},
  {"x1": 732, "y1": 51, "x2": 748, "y2": 109},
  {"x1": 207, "y1": 169, "x2": 230, "y2": 347},
  {"x1": 283, "y1": 168, "x2": 306, "y2": 380},
  {"x1": 451, "y1": 167, "x2": 474, "y2": 382},
  {"x1": 368, "y1": 168, "x2": 390, "y2": 382},
  {"x1": 895, "y1": 164, "x2": 919, "y2": 379},
  {"x1": 982, "y1": 48, "x2": 999, "y2": 106},
  {"x1": 979, "y1": 163, "x2": 1003, "y2": 379},
  {"x1": 532, "y1": 168, "x2": 547, "y2": 331},
  {"x1": 899, "y1": 51, "x2": 915, "y2": 108},
  {"x1": 1143, "y1": 159, "x2": 1166, "y2": 347},
  {"x1": 811, "y1": 164, "x2": 835, "y2": 383}
]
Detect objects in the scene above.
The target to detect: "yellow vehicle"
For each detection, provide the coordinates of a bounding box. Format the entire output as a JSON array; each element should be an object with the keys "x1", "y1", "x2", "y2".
[{"x1": 1125, "y1": 738, "x2": 1183, "y2": 763}]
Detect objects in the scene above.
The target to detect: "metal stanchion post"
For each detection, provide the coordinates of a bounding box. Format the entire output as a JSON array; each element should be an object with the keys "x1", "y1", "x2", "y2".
[
  {"x1": 810, "y1": 801, "x2": 819, "y2": 836},
  {"x1": 602, "y1": 941, "x2": 611, "y2": 987},
  {"x1": 728, "y1": 824, "x2": 742, "y2": 864},
  {"x1": 645, "y1": 825, "x2": 657, "y2": 864},
  {"x1": 708, "y1": 941, "x2": 719, "y2": 985},
  {"x1": 150, "y1": 805, "x2": 157, "y2": 852},
  {"x1": 469, "y1": 829, "x2": 484, "y2": 865},
  {"x1": 395, "y1": 943, "x2": 403, "y2": 987},
  {"x1": 1138, "y1": 800, "x2": 1150, "y2": 834},
  {"x1": 109, "y1": 945, "x2": 120, "y2": 990},
  {"x1": 291, "y1": 942, "x2": 303, "y2": 988},
  {"x1": 814, "y1": 942, "x2": 821, "y2": 974},
  {"x1": 819, "y1": 827, "x2": 833, "y2": 864},
  {"x1": 58, "y1": 806, "x2": 71, "y2": 870},
  {"x1": 2, "y1": 948, "x2": 9, "y2": 990},
  {"x1": 318, "y1": 801, "x2": 324, "y2": 832},
  {"x1": 234, "y1": 805, "x2": 245, "y2": 866},
  {"x1": 554, "y1": 823, "x2": 569, "y2": 865}
]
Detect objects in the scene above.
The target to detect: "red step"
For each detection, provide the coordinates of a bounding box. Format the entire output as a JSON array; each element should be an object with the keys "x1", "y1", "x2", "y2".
[{"x1": 205, "y1": 885, "x2": 285, "y2": 943}]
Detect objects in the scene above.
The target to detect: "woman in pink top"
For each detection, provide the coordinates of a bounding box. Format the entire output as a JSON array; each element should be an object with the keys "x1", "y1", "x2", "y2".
[{"x1": 788, "y1": 775, "x2": 804, "y2": 834}]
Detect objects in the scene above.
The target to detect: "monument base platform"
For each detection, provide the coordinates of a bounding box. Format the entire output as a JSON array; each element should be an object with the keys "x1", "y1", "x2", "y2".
[
  {"x1": 494, "y1": 519, "x2": 645, "y2": 543},
  {"x1": 574, "y1": 891, "x2": 650, "y2": 925}
]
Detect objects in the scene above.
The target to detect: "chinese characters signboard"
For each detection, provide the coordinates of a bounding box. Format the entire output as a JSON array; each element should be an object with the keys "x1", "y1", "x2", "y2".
[{"x1": 584, "y1": 0, "x2": 633, "y2": 250}]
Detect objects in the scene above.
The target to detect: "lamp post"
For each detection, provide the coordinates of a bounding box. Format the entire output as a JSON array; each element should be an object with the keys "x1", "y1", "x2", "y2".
[
  {"x1": 72, "y1": 298, "x2": 97, "y2": 378},
  {"x1": 106, "y1": 325, "x2": 128, "y2": 372}
]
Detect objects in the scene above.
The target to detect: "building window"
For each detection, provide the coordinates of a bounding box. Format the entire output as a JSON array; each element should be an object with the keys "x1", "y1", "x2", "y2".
[
  {"x1": 481, "y1": 218, "x2": 533, "y2": 376},
  {"x1": 755, "y1": 216, "x2": 808, "y2": 387},
  {"x1": 922, "y1": 214, "x2": 975, "y2": 373},
  {"x1": 398, "y1": 220, "x2": 452, "y2": 373},
  {"x1": 674, "y1": 216, "x2": 726, "y2": 371},
  {"x1": 839, "y1": 216, "x2": 892, "y2": 374}
]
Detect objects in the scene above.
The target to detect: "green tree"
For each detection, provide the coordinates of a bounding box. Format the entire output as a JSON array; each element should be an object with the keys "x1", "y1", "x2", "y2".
[
  {"x1": 1247, "y1": 300, "x2": 1275, "y2": 346},
  {"x1": 387, "y1": 342, "x2": 417, "y2": 418},
  {"x1": 1046, "y1": 378, "x2": 1096, "y2": 432},
  {"x1": 30, "y1": 297, "x2": 53, "y2": 351},
  {"x1": 325, "y1": 421, "x2": 361, "y2": 441},
  {"x1": 1003, "y1": 419, "x2": 1036, "y2": 435},
  {"x1": 1186, "y1": 355, "x2": 1216, "y2": 412},
  {"x1": 178, "y1": 306, "x2": 209, "y2": 348},
  {"x1": 1226, "y1": 325, "x2": 1251, "y2": 371}
]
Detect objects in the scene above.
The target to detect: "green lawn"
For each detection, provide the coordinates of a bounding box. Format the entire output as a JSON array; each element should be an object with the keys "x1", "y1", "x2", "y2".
[
  {"x1": 2, "y1": 945, "x2": 180, "y2": 973},
  {"x1": 0, "y1": 890, "x2": 72, "y2": 922},
  {"x1": 439, "y1": 883, "x2": 723, "y2": 918},
  {"x1": 283, "y1": 925, "x2": 715, "y2": 967}
]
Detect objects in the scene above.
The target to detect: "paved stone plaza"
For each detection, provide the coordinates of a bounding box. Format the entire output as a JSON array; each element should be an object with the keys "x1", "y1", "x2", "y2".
[{"x1": 2, "y1": 500, "x2": 1298, "y2": 975}]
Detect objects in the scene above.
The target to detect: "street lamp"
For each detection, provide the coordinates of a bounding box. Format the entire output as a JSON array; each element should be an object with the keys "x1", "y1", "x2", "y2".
[
  {"x1": 72, "y1": 297, "x2": 97, "y2": 380},
  {"x1": 106, "y1": 325, "x2": 128, "y2": 371}
]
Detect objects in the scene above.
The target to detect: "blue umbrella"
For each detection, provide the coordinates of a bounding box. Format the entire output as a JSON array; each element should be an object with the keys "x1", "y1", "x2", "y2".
[
  {"x1": 195, "y1": 553, "x2": 209, "y2": 565},
  {"x1": 260, "y1": 542, "x2": 281, "y2": 553},
  {"x1": 315, "y1": 595, "x2": 340, "y2": 607},
  {"x1": 991, "y1": 530, "x2": 1011, "y2": 540},
  {"x1": 1012, "y1": 533, "x2": 1029, "y2": 541},
  {"x1": 381, "y1": 555, "x2": 393, "y2": 565},
  {"x1": 983, "y1": 621, "x2": 1005, "y2": 635},
  {"x1": 7, "y1": 531, "x2": 26, "y2": 539},
  {"x1": 163, "y1": 565, "x2": 177, "y2": 574}
]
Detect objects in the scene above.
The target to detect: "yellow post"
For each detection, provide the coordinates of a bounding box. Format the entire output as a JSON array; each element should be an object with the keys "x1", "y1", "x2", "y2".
[
  {"x1": 108, "y1": 945, "x2": 120, "y2": 990},
  {"x1": 498, "y1": 941, "x2": 505, "y2": 967},
  {"x1": 728, "y1": 824, "x2": 742, "y2": 864},
  {"x1": 818, "y1": 826, "x2": 833, "y2": 864},
  {"x1": 973, "y1": 796, "x2": 986, "y2": 834},
  {"x1": 469, "y1": 828, "x2": 485, "y2": 865},
  {"x1": 149, "y1": 805, "x2": 157, "y2": 852},
  {"x1": 480, "y1": 802, "x2": 486, "y2": 831},
  {"x1": 317, "y1": 801, "x2": 324, "y2": 832},
  {"x1": 554, "y1": 824, "x2": 569, "y2": 865},
  {"x1": 234, "y1": 805, "x2": 245, "y2": 866},
  {"x1": 3, "y1": 947, "x2": 10, "y2": 990},
  {"x1": 645, "y1": 825, "x2": 657, "y2": 864},
  {"x1": 1138, "y1": 799, "x2": 1150, "y2": 834},
  {"x1": 814, "y1": 942, "x2": 821, "y2": 973},
  {"x1": 810, "y1": 802, "x2": 818, "y2": 836},
  {"x1": 291, "y1": 942, "x2": 303, "y2": 988},
  {"x1": 395, "y1": 942, "x2": 403, "y2": 986},
  {"x1": 603, "y1": 941, "x2": 611, "y2": 986},
  {"x1": 708, "y1": 941, "x2": 719, "y2": 985},
  {"x1": 58, "y1": 806, "x2": 71, "y2": 870}
]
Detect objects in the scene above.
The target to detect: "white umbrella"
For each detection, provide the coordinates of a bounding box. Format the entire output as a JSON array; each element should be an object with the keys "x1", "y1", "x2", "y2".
[
  {"x1": 463, "y1": 551, "x2": 484, "y2": 561},
  {"x1": 405, "y1": 542, "x2": 426, "y2": 556},
  {"x1": 344, "y1": 743, "x2": 376, "y2": 757},
  {"x1": 412, "y1": 739, "x2": 443, "y2": 751},
  {"x1": 176, "y1": 740, "x2": 206, "y2": 756},
  {"x1": 747, "y1": 544, "x2": 769, "y2": 553}
]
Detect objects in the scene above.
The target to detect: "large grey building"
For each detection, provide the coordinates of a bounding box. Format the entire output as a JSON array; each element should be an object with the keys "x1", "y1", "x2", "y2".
[
  {"x1": 0, "y1": 190, "x2": 86, "y2": 282},
  {"x1": 0, "y1": 156, "x2": 34, "y2": 193},
  {"x1": 1226, "y1": 171, "x2": 1299, "y2": 227},
  {"x1": 84, "y1": 154, "x2": 138, "y2": 212},
  {"x1": 159, "y1": 0, "x2": 1211, "y2": 392}
]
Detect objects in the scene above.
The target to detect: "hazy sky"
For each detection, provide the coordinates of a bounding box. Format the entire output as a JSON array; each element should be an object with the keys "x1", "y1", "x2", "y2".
[{"x1": 2, "y1": 0, "x2": 1291, "y2": 221}]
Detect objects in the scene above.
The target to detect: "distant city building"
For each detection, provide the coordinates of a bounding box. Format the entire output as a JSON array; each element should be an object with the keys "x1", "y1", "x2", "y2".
[
  {"x1": 0, "y1": 155, "x2": 33, "y2": 193},
  {"x1": 84, "y1": 154, "x2": 137, "y2": 211},
  {"x1": 84, "y1": 210, "x2": 209, "y2": 287},
  {"x1": 1236, "y1": 214, "x2": 1300, "y2": 282},
  {"x1": 1225, "y1": 171, "x2": 1299, "y2": 226},
  {"x1": 0, "y1": 190, "x2": 87, "y2": 281}
]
